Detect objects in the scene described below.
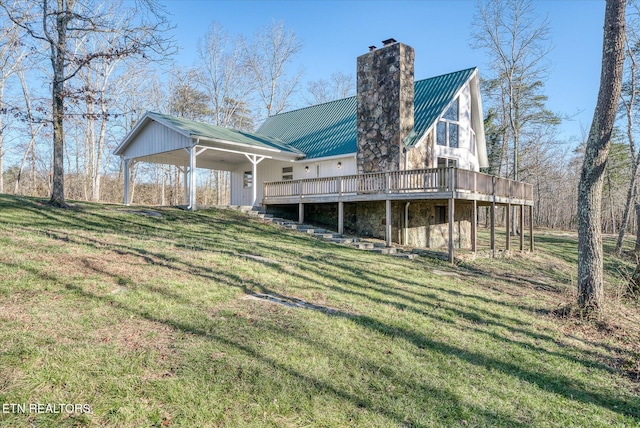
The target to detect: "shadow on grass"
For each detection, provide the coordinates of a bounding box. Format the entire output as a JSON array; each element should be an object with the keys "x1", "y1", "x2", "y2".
[{"x1": 3, "y1": 195, "x2": 639, "y2": 424}]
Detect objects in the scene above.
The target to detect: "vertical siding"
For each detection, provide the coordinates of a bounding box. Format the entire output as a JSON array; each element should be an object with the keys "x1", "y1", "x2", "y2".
[
  {"x1": 431, "y1": 83, "x2": 480, "y2": 171},
  {"x1": 123, "y1": 121, "x2": 192, "y2": 159},
  {"x1": 230, "y1": 156, "x2": 357, "y2": 205}
]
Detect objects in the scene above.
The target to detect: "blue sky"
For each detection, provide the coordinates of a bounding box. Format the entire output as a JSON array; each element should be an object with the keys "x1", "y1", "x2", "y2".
[{"x1": 160, "y1": 0, "x2": 606, "y2": 145}]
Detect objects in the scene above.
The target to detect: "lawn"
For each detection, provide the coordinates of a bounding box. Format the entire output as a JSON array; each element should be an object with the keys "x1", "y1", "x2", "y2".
[{"x1": 0, "y1": 194, "x2": 638, "y2": 427}]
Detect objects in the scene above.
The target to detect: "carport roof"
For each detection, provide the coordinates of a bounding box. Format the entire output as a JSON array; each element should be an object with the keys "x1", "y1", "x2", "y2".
[{"x1": 114, "y1": 112, "x2": 305, "y2": 157}]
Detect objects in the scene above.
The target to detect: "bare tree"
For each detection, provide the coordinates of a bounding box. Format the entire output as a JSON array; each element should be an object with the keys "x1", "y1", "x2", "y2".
[
  {"x1": 0, "y1": 11, "x2": 25, "y2": 194},
  {"x1": 1, "y1": 0, "x2": 173, "y2": 206},
  {"x1": 577, "y1": 0, "x2": 626, "y2": 314},
  {"x1": 242, "y1": 21, "x2": 303, "y2": 119},
  {"x1": 305, "y1": 71, "x2": 355, "y2": 105},
  {"x1": 472, "y1": 0, "x2": 558, "y2": 182},
  {"x1": 197, "y1": 22, "x2": 255, "y2": 130},
  {"x1": 616, "y1": 3, "x2": 640, "y2": 254},
  {"x1": 168, "y1": 68, "x2": 211, "y2": 121}
]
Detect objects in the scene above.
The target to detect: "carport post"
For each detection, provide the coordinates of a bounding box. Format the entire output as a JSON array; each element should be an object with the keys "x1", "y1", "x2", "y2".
[
  {"x1": 244, "y1": 154, "x2": 266, "y2": 206},
  {"x1": 123, "y1": 158, "x2": 130, "y2": 206},
  {"x1": 183, "y1": 167, "x2": 188, "y2": 206},
  {"x1": 189, "y1": 145, "x2": 197, "y2": 211}
]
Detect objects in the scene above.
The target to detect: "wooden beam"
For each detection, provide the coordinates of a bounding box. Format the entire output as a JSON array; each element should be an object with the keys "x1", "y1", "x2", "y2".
[
  {"x1": 385, "y1": 199, "x2": 392, "y2": 247},
  {"x1": 448, "y1": 197, "x2": 455, "y2": 263},
  {"x1": 529, "y1": 205, "x2": 535, "y2": 253},
  {"x1": 519, "y1": 204, "x2": 524, "y2": 251},
  {"x1": 490, "y1": 201, "x2": 495, "y2": 256},
  {"x1": 471, "y1": 200, "x2": 477, "y2": 253},
  {"x1": 506, "y1": 202, "x2": 511, "y2": 251},
  {"x1": 338, "y1": 201, "x2": 344, "y2": 235}
]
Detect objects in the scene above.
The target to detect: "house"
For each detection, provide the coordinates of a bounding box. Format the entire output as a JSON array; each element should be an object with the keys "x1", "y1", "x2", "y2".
[{"x1": 114, "y1": 39, "x2": 533, "y2": 261}]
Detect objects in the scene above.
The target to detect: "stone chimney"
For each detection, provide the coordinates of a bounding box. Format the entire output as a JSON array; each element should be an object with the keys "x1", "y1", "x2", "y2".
[{"x1": 356, "y1": 39, "x2": 415, "y2": 173}]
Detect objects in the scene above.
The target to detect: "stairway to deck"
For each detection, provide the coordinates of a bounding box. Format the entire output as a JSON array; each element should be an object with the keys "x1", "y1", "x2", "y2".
[{"x1": 220, "y1": 206, "x2": 418, "y2": 260}]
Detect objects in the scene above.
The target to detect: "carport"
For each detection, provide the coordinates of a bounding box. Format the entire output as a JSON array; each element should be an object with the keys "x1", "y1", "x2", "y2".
[{"x1": 113, "y1": 112, "x2": 302, "y2": 209}]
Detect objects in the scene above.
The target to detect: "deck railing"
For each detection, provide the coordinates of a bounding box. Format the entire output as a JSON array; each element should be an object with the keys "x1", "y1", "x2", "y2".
[{"x1": 263, "y1": 167, "x2": 533, "y2": 201}]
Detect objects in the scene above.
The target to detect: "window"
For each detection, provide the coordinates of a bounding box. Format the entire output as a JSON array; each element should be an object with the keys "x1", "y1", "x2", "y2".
[
  {"x1": 437, "y1": 158, "x2": 458, "y2": 168},
  {"x1": 436, "y1": 98, "x2": 459, "y2": 148},
  {"x1": 243, "y1": 171, "x2": 252, "y2": 188},
  {"x1": 435, "y1": 206, "x2": 447, "y2": 224},
  {"x1": 282, "y1": 166, "x2": 293, "y2": 181},
  {"x1": 470, "y1": 129, "x2": 477, "y2": 156}
]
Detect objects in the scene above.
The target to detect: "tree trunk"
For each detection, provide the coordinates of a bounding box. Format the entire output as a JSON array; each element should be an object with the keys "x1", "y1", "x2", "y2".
[
  {"x1": 634, "y1": 202, "x2": 640, "y2": 253},
  {"x1": 49, "y1": 3, "x2": 68, "y2": 207},
  {"x1": 577, "y1": 0, "x2": 626, "y2": 314}
]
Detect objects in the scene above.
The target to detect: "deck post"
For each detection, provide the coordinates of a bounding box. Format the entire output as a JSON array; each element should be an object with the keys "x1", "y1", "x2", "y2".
[
  {"x1": 298, "y1": 203, "x2": 304, "y2": 224},
  {"x1": 123, "y1": 158, "x2": 130, "y2": 206},
  {"x1": 506, "y1": 202, "x2": 511, "y2": 251},
  {"x1": 529, "y1": 205, "x2": 535, "y2": 252},
  {"x1": 338, "y1": 201, "x2": 344, "y2": 235},
  {"x1": 385, "y1": 199, "x2": 391, "y2": 247},
  {"x1": 448, "y1": 197, "x2": 455, "y2": 263},
  {"x1": 519, "y1": 204, "x2": 524, "y2": 251},
  {"x1": 490, "y1": 201, "x2": 496, "y2": 256},
  {"x1": 471, "y1": 200, "x2": 477, "y2": 253}
]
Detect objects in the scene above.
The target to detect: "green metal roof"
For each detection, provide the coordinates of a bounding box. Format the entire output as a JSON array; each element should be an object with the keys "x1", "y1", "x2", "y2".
[
  {"x1": 149, "y1": 112, "x2": 304, "y2": 155},
  {"x1": 256, "y1": 67, "x2": 477, "y2": 158}
]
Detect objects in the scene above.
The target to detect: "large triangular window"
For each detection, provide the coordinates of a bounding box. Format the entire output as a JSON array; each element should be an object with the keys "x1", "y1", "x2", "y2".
[{"x1": 436, "y1": 98, "x2": 459, "y2": 149}]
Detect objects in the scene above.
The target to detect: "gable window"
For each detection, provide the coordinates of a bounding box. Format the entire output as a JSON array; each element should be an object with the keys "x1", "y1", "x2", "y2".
[
  {"x1": 282, "y1": 166, "x2": 293, "y2": 181},
  {"x1": 436, "y1": 98, "x2": 459, "y2": 149},
  {"x1": 243, "y1": 171, "x2": 252, "y2": 188}
]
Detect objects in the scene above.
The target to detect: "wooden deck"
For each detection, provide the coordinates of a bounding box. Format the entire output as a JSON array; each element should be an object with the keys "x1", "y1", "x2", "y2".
[{"x1": 263, "y1": 167, "x2": 533, "y2": 206}]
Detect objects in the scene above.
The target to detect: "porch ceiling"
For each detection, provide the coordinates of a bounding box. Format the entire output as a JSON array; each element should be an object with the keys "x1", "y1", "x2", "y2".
[{"x1": 131, "y1": 143, "x2": 297, "y2": 171}]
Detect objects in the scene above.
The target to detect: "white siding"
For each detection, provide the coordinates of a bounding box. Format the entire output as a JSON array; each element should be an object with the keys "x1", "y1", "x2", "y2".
[
  {"x1": 123, "y1": 121, "x2": 191, "y2": 160},
  {"x1": 229, "y1": 155, "x2": 356, "y2": 205},
  {"x1": 433, "y1": 83, "x2": 481, "y2": 171}
]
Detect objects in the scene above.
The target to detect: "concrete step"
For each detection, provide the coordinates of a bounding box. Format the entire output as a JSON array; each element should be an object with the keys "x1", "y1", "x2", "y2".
[
  {"x1": 392, "y1": 253, "x2": 418, "y2": 260},
  {"x1": 284, "y1": 223, "x2": 306, "y2": 230},
  {"x1": 304, "y1": 228, "x2": 326, "y2": 234},
  {"x1": 331, "y1": 237, "x2": 357, "y2": 244},
  {"x1": 370, "y1": 247, "x2": 397, "y2": 255},
  {"x1": 352, "y1": 242, "x2": 375, "y2": 250},
  {"x1": 314, "y1": 232, "x2": 342, "y2": 239}
]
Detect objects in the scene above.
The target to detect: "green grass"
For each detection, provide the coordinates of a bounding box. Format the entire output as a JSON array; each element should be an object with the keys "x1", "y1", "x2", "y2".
[{"x1": 0, "y1": 194, "x2": 638, "y2": 427}]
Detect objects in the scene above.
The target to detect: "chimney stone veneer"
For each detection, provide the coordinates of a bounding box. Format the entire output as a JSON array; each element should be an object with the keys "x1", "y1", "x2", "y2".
[{"x1": 356, "y1": 41, "x2": 415, "y2": 173}]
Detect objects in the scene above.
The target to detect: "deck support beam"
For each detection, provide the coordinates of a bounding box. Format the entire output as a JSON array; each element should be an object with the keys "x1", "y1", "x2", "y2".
[
  {"x1": 506, "y1": 202, "x2": 511, "y2": 251},
  {"x1": 519, "y1": 205, "x2": 524, "y2": 251},
  {"x1": 385, "y1": 199, "x2": 391, "y2": 247},
  {"x1": 298, "y1": 203, "x2": 304, "y2": 224},
  {"x1": 490, "y1": 201, "x2": 496, "y2": 256},
  {"x1": 471, "y1": 200, "x2": 477, "y2": 253},
  {"x1": 529, "y1": 205, "x2": 535, "y2": 252},
  {"x1": 338, "y1": 201, "x2": 344, "y2": 234},
  {"x1": 448, "y1": 197, "x2": 455, "y2": 263}
]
